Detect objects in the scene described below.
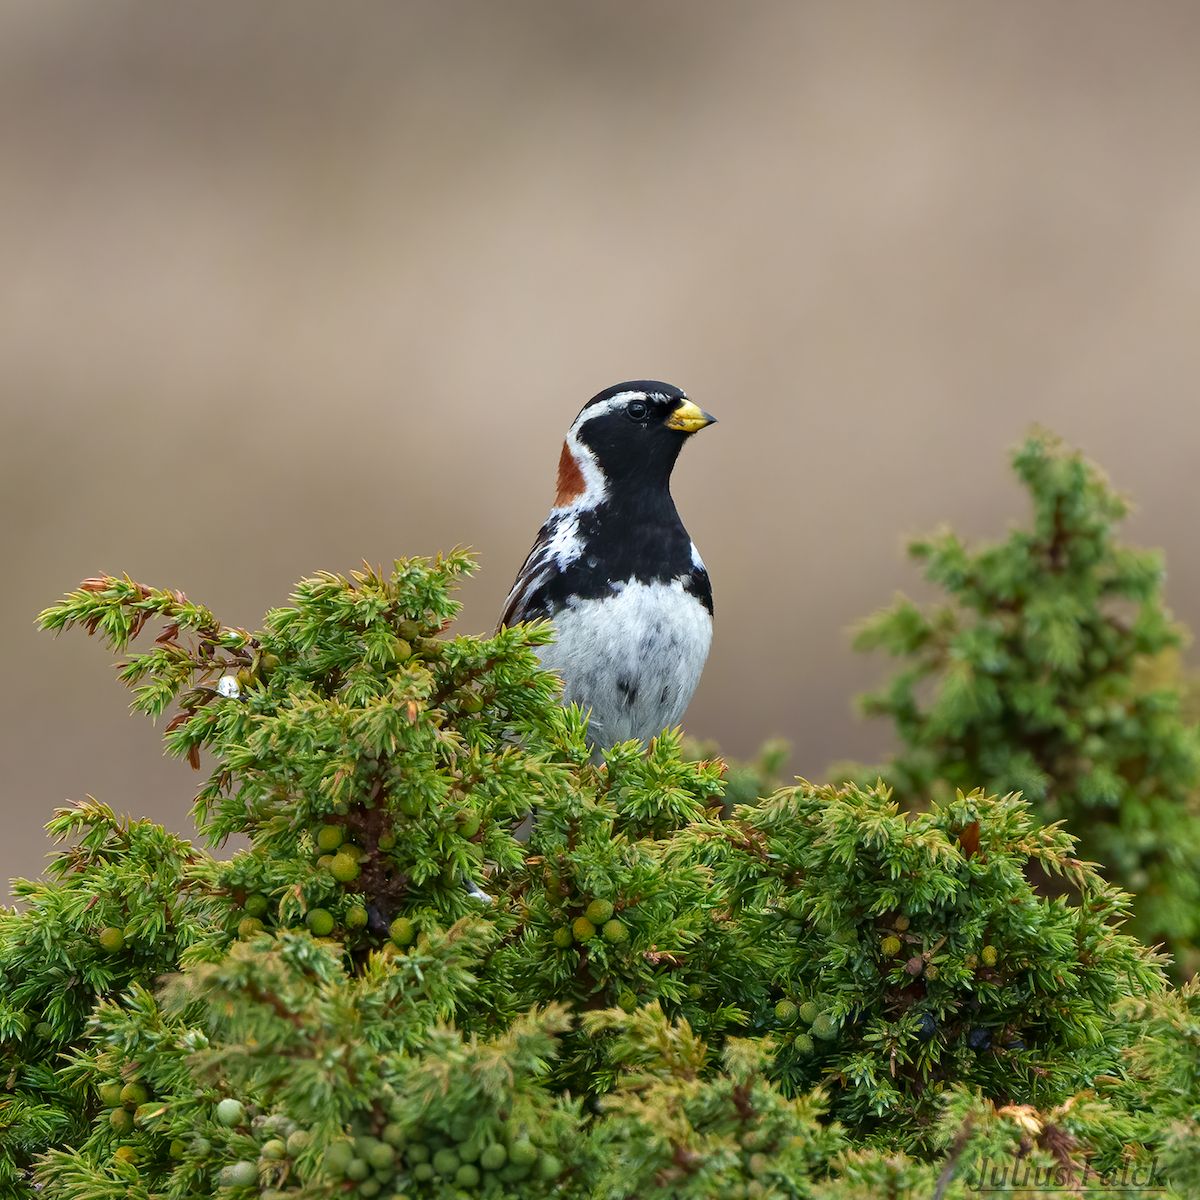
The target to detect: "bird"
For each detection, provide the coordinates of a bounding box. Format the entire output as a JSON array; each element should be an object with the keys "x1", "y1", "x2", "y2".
[{"x1": 499, "y1": 381, "x2": 716, "y2": 756}]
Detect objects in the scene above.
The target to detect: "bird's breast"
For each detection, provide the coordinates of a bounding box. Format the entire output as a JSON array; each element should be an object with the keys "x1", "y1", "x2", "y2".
[{"x1": 535, "y1": 577, "x2": 713, "y2": 751}]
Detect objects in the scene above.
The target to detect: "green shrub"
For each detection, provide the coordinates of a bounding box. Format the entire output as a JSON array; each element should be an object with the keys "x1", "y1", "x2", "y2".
[
  {"x1": 707, "y1": 782, "x2": 1163, "y2": 1151},
  {"x1": 845, "y1": 428, "x2": 1200, "y2": 974},
  {"x1": 2, "y1": 542, "x2": 1197, "y2": 1197}
]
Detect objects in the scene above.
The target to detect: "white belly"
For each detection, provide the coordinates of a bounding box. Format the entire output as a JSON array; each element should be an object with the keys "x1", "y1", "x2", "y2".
[{"x1": 536, "y1": 579, "x2": 713, "y2": 751}]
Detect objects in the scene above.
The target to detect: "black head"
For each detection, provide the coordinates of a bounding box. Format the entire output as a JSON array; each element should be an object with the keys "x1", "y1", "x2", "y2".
[{"x1": 568, "y1": 381, "x2": 716, "y2": 496}]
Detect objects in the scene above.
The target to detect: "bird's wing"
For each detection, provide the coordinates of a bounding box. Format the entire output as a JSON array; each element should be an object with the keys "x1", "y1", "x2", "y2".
[{"x1": 497, "y1": 522, "x2": 558, "y2": 631}]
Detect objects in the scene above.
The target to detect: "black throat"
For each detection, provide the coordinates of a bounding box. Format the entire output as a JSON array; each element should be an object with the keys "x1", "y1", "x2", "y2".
[{"x1": 536, "y1": 485, "x2": 712, "y2": 617}]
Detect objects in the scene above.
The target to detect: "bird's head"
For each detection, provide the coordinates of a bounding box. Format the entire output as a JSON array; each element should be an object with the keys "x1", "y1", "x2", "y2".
[{"x1": 554, "y1": 381, "x2": 716, "y2": 510}]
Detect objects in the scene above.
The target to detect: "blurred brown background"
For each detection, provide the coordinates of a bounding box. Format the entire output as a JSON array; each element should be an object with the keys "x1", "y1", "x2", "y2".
[{"x1": 4, "y1": 1, "x2": 1200, "y2": 899}]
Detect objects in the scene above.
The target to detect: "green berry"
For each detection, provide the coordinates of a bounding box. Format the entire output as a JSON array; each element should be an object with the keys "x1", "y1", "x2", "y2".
[
  {"x1": 261, "y1": 1139, "x2": 287, "y2": 1159},
  {"x1": 330, "y1": 852, "x2": 361, "y2": 882},
  {"x1": 98, "y1": 927, "x2": 125, "y2": 952},
  {"x1": 346, "y1": 905, "x2": 369, "y2": 929},
  {"x1": 286, "y1": 1129, "x2": 311, "y2": 1156},
  {"x1": 405, "y1": 1143, "x2": 431, "y2": 1165},
  {"x1": 324, "y1": 1140, "x2": 355, "y2": 1173},
  {"x1": 602, "y1": 919, "x2": 629, "y2": 943},
  {"x1": 455, "y1": 811, "x2": 481, "y2": 838},
  {"x1": 358, "y1": 1181, "x2": 382, "y2": 1198},
  {"x1": 585, "y1": 899, "x2": 614, "y2": 923},
  {"x1": 617, "y1": 989, "x2": 638, "y2": 1013},
  {"x1": 377, "y1": 832, "x2": 396, "y2": 851},
  {"x1": 774, "y1": 1000, "x2": 799, "y2": 1024},
  {"x1": 227, "y1": 1160, "x2": 258, "y2": 1187},
  {"x1": 748, "y1": 1152, "x2": 769, "y2": 1176},
  {"x1": 982, "y1": 944, "x2": 998, "y2": 966},
  {"x1": 380, "y1": 1123, "x2": 406, "y2": 1149},
  {"x1": 797, "y1": 1001, "x2": 819, "y2": 1024},
  {"x1": 432, "y1": 1147, "x2": 461, "y2": 1176},
  {"x1": 508, "y1": 1139, "x2": 538, "y2": 1168},
  {"x1": 243, "y1": 894, "x2": 269, "y2": 917},
  {"x1": 120, "y1": 1081, "x2": 149, "y2": 1109},
  {"x1": 811, "y1": 1012, "x2": 838, "y2": 1040},
  {"x1": 316, "y1": 854, "x2": 335, "y2": 870},
  {"x1": 367, "y1": 1142, "x2": 396, "y2": 1169},
  {"x1": 168, "y1": 1139, "x2": 188, "y2": 1159},
  {"x1": 390, "y1": 917, "x2": 416, "y2": 946},
  {"x1": 413, "y1": 1162, "x2": 434, "y2": 1181},
  {"x1": 572, "y1": 917, "x2": 596, "y2": 942},
  {"x1": 536, "y1": 1153, "x2": 562, "y2": 1179},
  {"x1": 316, "y1": 824, "x2": 345, "y2": 851},
  {"x1": 457, "y1": 1139, "x2": 482, "y2": 1163},
  {"x1": 306, "y1": 908, "x2": 335, "y2": 936},
  {"x1": 34, "y1": 1021, "x2": 54, "y2": 1039},
  {"x1": 238, "y1": 916, "x2": 265, "y2": 939},
  {"x1": 98, "y1": 1082, "x2": 123, "y2": 1107},
  {"x1": 399, "y1": 794, "x2": 425, "y2": 817},
  {"x1": 215, "y1": 1097, "x2": 246, "y2": 1127},
  {"x1": 479, "y1": 1143, "x2": 507, "y2": 1171},
  {"x1": 109, "y1": 1107, "x2": 134, "y2": 1135},
  {"x1": 552, "y1": 926, "x2": 574, "y2": 949},
  {"x1": 456, "y1": 1163, "x2": 481, "y2": 1187},
  {"x1": 881, "y1": 935, "x2": 902, "y2": 957},
  {"x1": 794, "y1": 1033, "x2": 815, "y2": 1055},
  {"x1": 345, "y1": 1157, "x2": 370, "y2": 1180},
  {"x1": 191, "y1": 1136, "x2": 213, "y2": 1157},
  {"x1": 134, "y1": 1101, "x2": 166, "y2": 1128}
]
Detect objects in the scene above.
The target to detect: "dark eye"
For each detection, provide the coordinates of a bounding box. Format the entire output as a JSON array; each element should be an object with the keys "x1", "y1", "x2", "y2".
[{"x1": 626, "y1": 400, "x2": 649, "y2": 421}]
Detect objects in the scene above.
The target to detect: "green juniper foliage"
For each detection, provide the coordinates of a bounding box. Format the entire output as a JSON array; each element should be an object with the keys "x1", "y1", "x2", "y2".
[
  {"x1": 1111, "y1": 979, "x2": 1200, "y2": 1193},
  {"x1": 682, "y1": 737, "x2": 793, "y2": 821},
  {"x1": 0, "y1": 805, "x2": 215, "y2": 1193},
  {"x1": 582, "y1": 1003, "x2": 843, "y2": 1199},
  {"x1": 846, "y1": 429, "x2": 1200, "y2": 970},
  {"x1": 6, "y1": 538, "x2": 1200, "y2": 1197},
  {"x1": 706, "y1": 783, "x2": 1164, "y2": 1151}
]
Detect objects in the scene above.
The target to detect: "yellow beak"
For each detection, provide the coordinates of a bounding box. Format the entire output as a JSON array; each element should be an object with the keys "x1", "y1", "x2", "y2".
[{"x1": 664, "y1": 400, "x2": 717, "y2": 434}]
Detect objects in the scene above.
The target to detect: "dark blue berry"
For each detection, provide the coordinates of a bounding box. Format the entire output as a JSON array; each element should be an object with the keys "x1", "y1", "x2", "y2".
[
  {"x1": 915, "y1": 1013, "x2": 939, "y2": 1041},
  {"x1": 966, "y1": 1028, "x2": 991, "y2": 1050}
]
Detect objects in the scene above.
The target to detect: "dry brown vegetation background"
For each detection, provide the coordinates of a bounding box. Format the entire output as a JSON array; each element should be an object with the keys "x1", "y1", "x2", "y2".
[{"x1": 4, "y1": 1, "x2": 1200, "y2": 898}]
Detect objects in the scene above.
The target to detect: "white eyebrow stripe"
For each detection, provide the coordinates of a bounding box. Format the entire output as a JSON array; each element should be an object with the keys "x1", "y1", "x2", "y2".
[{"x1": 567, "y1": 392, "x2": 645, "y2": 435}]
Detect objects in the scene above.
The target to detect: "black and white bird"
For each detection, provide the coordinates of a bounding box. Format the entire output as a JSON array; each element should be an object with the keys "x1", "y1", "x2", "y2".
[{"x1": 499, "y1": 381, "x2": 716, "y2": 755}]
